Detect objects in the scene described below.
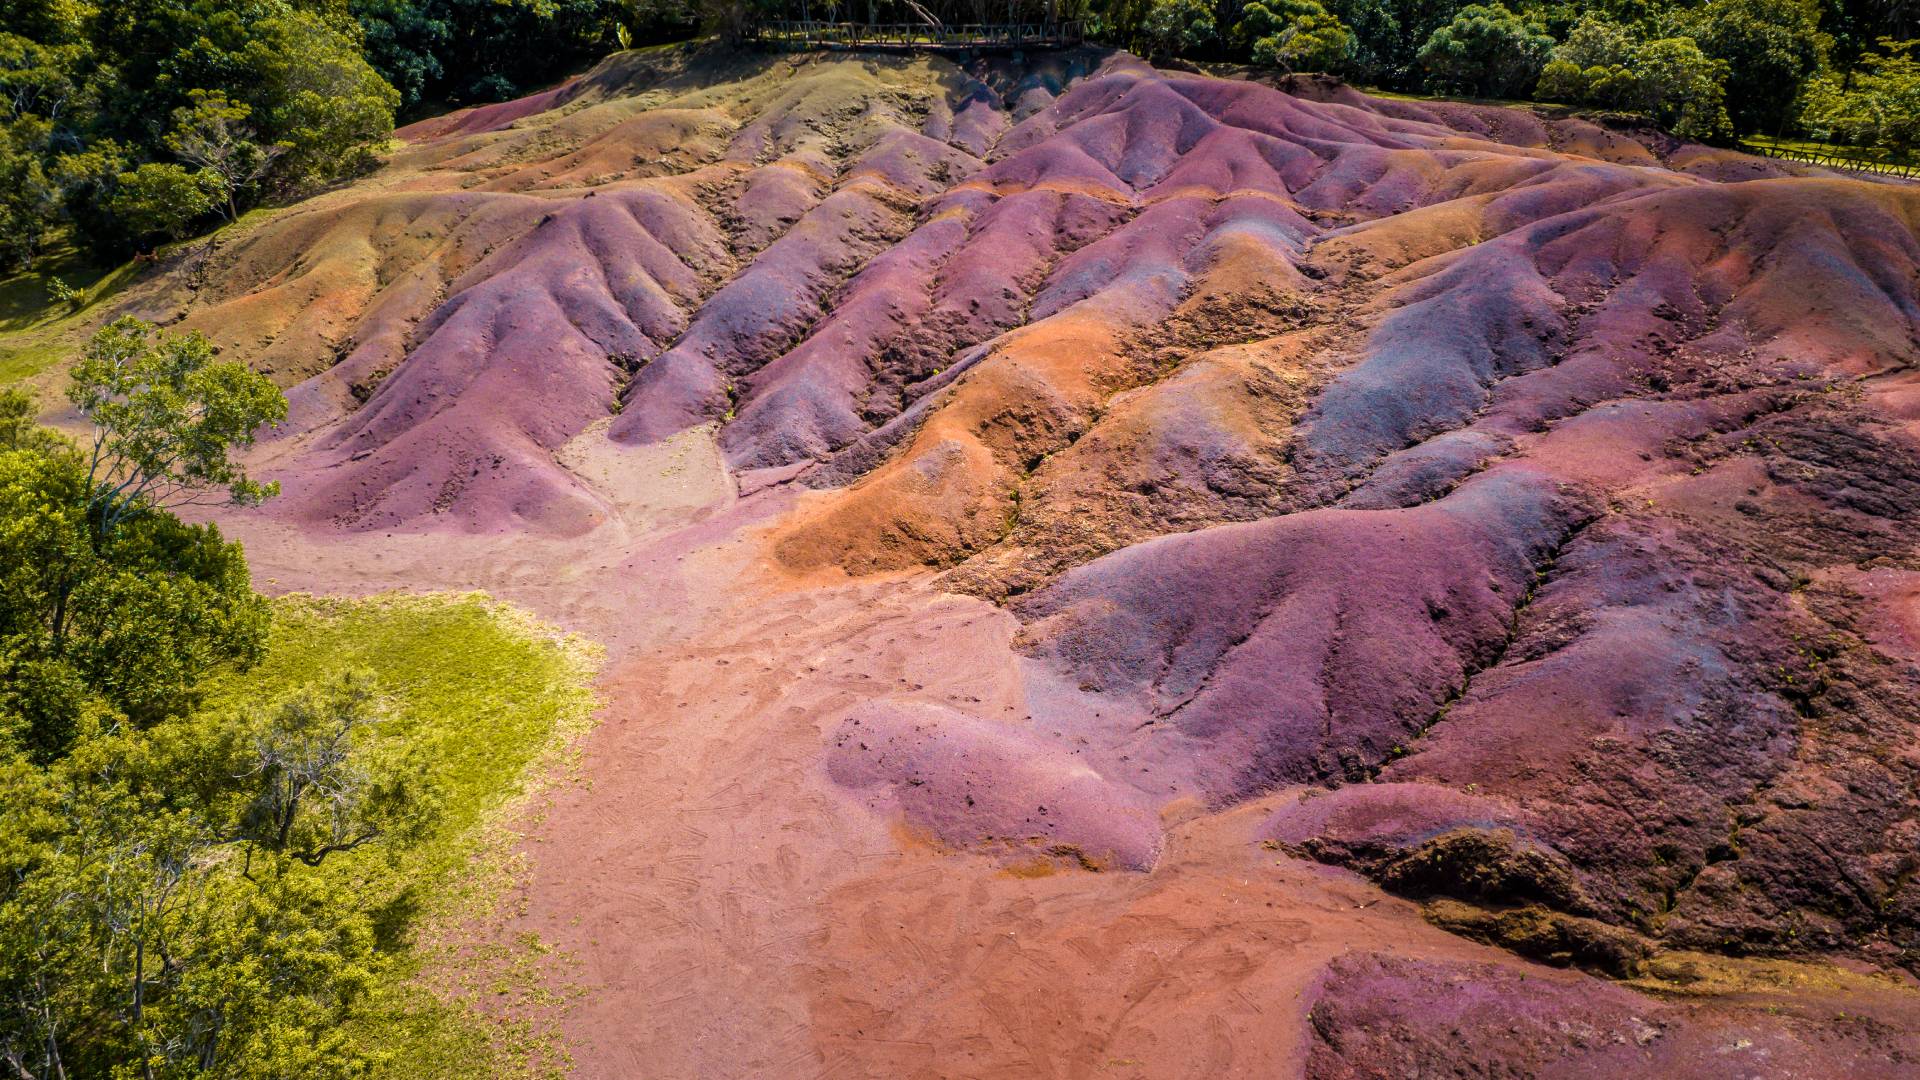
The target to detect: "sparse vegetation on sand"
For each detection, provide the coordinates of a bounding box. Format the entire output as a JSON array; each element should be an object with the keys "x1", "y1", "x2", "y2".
[
  {"x1": 0, "y1": 347, "x2": 599, "y2": 1075},
  {"x1": 203, "y1": 592, "x2": 604, "y2": 1078},
  {"x1": 0, "y1": 588, "x2": 601, "y2": 1078}
]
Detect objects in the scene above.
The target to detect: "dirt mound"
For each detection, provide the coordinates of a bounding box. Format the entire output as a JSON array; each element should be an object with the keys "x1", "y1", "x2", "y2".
[{"x1": 1305, "y1": 951, "x2": 1920, "y2": 1077}]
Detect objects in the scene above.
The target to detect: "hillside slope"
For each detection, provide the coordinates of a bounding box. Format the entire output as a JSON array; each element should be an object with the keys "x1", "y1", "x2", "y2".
[{"x1": 78, "y1": 44, "x2": 1920, "y2": 1077}]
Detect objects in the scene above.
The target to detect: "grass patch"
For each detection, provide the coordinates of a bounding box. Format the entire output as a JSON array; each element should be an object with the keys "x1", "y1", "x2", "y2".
[
  {"x1": 0, "y1": 337, "x2": 71, "y2": 388},
  {"x1": 199, "y1": 591, "x2": 604, "y2": 1077},
  {"x1": 1355, "y1": 84, "x2": 1537, "y2": 109},
  {"x1": 0, "y1": 238, "x2": 141, "y2": 387}
]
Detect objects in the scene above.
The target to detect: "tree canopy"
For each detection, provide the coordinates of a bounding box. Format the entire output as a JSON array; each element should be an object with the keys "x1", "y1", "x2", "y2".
[
  {"x1": 1681, "y1": 0, "x2": 1829, "y2": 132},
  {"x1": 68, "y1": 317, "x2": 287, "y2": 535},
  {"x1": 1416, "y1": 3, "x2": 1555, "y2": 96},
  {"x1": 1239, "y1": 0, "x2": 1360, "y2": 72},
  {"x1": 1085, "y1": 0, "x2": 1908, "y2": 157},
  {"x1": 0, "y1": 1, "x2": 404, "y2": 267},
  {"x1": 1537, "y1": 14, "x2": 1733, "y2": 139},
  {"x1": 0, "y1": 343, "x2": 446, "y2": 1077},
  {"x1": 0, "y1": 0, "x2": 697, "y2": 273},
  {"x1": 0, "y1": 318, "x2": 284, "y2": 763},
  {"x1": 1800, "y1": 36, "x2": 1920, "y2": 155}
]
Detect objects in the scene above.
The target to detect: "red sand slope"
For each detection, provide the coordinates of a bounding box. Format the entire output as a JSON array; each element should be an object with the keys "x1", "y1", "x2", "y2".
[{"x1": 128, "y1": 43, "x2": 1920, "y2": 1077}]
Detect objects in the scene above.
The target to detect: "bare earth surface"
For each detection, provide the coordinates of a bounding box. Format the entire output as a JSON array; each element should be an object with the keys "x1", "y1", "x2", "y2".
[{"x1": 128, "y1": 43, "x2": 1920, "y2": 1077}]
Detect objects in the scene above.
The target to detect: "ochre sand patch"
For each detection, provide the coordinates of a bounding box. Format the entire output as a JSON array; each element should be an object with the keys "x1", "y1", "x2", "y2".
[{"x1": 147, "y1": 42, "x2": 1920, "y2": 1077}]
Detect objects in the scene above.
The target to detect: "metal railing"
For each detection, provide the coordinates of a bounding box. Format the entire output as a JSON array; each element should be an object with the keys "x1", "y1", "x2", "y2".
[
  {"x1": 752, "y1": 20, "x2": 1085, "y2": 50},
  {"x1": 1740, "y1": 141, "x2": 1919, "y2": 180}
]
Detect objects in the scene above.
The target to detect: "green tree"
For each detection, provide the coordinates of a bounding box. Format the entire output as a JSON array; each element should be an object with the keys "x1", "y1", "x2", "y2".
[
  {"x1": 0, "y1": 2, "x2": 410, "y2": 261},
  {"x1": 0, "y1": 683, "x2": 429, "y2": 1078},
  {"x1": 351, "y1": 0, "x2": 685, "y2": 111},
  {"x1": 49, "y1": 139, "x2": 132, "y2": 258},
  {"x1": 1634, "y1": 36, "x2": 1733, "y2": 141},
  {"x1": 1800, "y1": 37, "x2": 1920, "y2": 157},
  {"x1": 0, "y1": 118, "x2": 57, "y2": 270},
  {"x1": 1418, "y1": 3, "x2": 1556, "y2": 97},
  {"x1": 1239, "y1": 0, "x2": 1358, "y2": 71},
  {"x1": 0, "y1": 424, "x2": 270, "y2": 753},
  {"x1": 353, "y1": 0, "x2": 456, "y2": 110},
  {"x1": 240, "y1": 9, "x2": 400, "y2": 189},
  {"x1": 67, "y1": 316, "x2": 287, "y2": 535},
  {"x1": 0, "y1": 389, "x2": 59, "y2": 454},
  {"x1": 1537, "y1": 16, "x2": 1733, "y2": 141},
  {"x1": 0, "y1": 32, "x2": 76, "y2": 270},
  {"x1": 166, "y1": 90, "x2": 284, "y2": 222},
  {"x1": 0, "y1": 395, "x2": 430, "y2": 1078},
  {"x1": 1319, "y1": 0, "x2": 1474, "y2": 87},
  {"x1": 1682, "y1": 0, "x2": 1830, "y2": 133},
  {"x1": 107, "y1": 162, "x2": 223, "y2": 247},
  {"x1": 0, "y1": 322, "x2": 286, "y2": 754},
  {"x1": 0, "y1": 31, "x2": 81, "y2": 122},
  {"x1": 1539, "y1": 16, "x2": 1644, "y2": 109},
  {"x1": 1140, "y1": 0, "x2": 1223, "y2": 57},
  {"x1": 1543, "y1": 11, "x2": 1638, "y2": 76},
  {"x1": 225, "y1": 672, "x2": 431, "y2": 871}
]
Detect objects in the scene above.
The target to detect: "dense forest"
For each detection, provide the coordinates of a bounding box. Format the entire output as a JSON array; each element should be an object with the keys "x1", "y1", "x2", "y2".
[{"x1": 0, "y1": 0, "x2": 1916, "y2": 274}]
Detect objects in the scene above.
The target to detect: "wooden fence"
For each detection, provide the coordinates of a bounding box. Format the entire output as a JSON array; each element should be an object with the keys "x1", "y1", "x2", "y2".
[
  {"x1": 1740, "y1": 141, "x2": 1920, "y2": 181},
  {"x1": 752, "y1": 20, "x2": 1085, "y2": 50}
]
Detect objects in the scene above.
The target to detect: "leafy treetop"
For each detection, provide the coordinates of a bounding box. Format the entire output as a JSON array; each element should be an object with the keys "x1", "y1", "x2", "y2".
[{"x1": 67, "y1": 316, "x2": 287, "y2": 537}]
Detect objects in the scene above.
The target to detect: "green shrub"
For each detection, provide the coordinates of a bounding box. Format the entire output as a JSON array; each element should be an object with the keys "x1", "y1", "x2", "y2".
[{"x1": 107, "y1": 162, "x2": 225, "y2": 246}]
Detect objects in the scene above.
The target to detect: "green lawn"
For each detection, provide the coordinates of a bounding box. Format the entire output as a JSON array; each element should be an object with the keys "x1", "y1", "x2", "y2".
[
  {"x1": 200, "y1": 592, "x2": 603, "y2": 1077},
  {"x1": 1356, "y1": 84, "x2": 1538, "y2": 110}
]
